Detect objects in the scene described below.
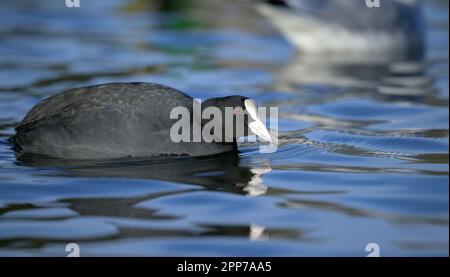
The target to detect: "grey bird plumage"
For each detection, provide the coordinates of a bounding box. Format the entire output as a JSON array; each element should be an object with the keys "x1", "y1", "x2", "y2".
[{"x1": 257, "y1": 0, "x2": 425, "y2": 60}]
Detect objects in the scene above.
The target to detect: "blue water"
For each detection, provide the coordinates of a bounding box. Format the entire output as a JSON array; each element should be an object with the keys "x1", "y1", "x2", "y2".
[{"x1": 0, "y1": 0, "x2": 448, "y2": 256}]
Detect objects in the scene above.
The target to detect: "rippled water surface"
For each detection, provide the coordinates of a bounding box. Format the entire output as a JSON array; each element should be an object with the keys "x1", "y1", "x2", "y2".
[{"x1": 0, "y1": 0, "x2": 448, "y2": 256}]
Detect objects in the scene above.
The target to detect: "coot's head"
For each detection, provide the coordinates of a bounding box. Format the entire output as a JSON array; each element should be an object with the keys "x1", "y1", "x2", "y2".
[{"x1": 201, "y1": 96, "x2": 272, "y2": 143}]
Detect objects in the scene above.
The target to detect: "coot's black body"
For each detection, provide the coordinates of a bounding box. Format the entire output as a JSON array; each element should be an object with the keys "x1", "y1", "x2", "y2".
[{"x1": 13, "y1": 83, "x2": 252, "y2": 159}]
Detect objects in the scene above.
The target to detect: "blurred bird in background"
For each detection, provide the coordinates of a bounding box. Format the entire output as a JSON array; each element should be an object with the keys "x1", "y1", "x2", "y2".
[
  {"x1": 243, "y1": 0, "x2": 430, "y2": 94},
  {"x1": 255, "y1": 0, "x2": 425, "y2": 62}
]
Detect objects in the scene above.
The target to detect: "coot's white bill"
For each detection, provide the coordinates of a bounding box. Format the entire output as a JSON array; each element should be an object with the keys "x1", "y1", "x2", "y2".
[{"x1": 244, "y1": 99, "x2": 272, "y2": 143}]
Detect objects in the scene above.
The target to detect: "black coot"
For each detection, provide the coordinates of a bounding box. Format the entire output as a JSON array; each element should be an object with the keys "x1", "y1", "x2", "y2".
[{"x1": 13, "y1": 83, "x2": 271, "y2": 159}]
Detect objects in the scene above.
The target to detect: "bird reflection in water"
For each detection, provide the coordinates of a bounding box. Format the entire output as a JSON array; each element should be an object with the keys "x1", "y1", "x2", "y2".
[{"x1": 16, "y1": 151, "x2": 272, "y2": 211}]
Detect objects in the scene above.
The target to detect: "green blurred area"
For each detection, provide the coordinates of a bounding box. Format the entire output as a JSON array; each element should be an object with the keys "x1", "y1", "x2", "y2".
[{"x1": 121, "y1": 0, "x2": 202, "y2": 30}]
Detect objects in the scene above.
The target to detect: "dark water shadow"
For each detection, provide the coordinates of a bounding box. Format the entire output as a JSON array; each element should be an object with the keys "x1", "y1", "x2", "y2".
[
  {"x1": 7, "y1": 151, "x2": 284, "y2": 244},
  {"x1": 15, "y1": 151, "x2": 271, "y2": 195}
]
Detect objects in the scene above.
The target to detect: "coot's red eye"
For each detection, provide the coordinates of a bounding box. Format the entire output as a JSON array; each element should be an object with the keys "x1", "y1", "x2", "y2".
[{"x1": 233, "y1": 106, "x2": 243, "y2": 115}]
